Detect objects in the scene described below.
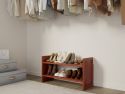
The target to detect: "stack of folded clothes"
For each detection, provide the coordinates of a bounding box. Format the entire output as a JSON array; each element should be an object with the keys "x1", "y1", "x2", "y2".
[{"x1": 0, "y1": 60, "x2": 26, "y2": 85}]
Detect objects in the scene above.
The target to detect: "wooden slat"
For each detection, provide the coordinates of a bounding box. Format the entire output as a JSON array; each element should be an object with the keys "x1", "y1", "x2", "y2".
[
  {"x1": 42, "y1": 75, "x2": 83, "y2": 84},
  {"x1": 42, "y1": 62, "x2": 82, "y2": 67}
]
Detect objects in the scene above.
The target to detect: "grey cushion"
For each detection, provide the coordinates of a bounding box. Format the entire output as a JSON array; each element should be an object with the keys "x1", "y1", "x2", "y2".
[
  {"x1": 0, "y1": 60, "x2": 17, "y2": 72},
  {"x1": 0, "y1": 69, "x2": 26, "y2": 85}
]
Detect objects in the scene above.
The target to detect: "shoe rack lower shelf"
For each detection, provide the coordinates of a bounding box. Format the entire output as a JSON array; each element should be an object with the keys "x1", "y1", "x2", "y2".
[{"x1": 42, "y1": 75, "x2": 83, "y2": 84}]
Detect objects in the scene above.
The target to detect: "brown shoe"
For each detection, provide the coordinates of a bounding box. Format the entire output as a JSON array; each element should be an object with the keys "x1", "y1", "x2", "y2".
[
  {"x1": 76, "y1": 68, "x2": 82, "y2": 79},
  {"x1": 66, "y1": 70, "x2": 72, "y2": 78},
  {"x1": 71, "y1": 70, "x2": 77, "y2": 79},
  {"x1": 47, "y1": 65, "x2": 53, "y2": 75},
  {"x1": 51, "y1": 65, "x2": 58, "y2": 75}
]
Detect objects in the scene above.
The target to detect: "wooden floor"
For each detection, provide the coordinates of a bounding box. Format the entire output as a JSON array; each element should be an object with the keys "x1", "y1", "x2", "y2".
[{"x1": 27, "y1": 75, "x2": 125, "y2": 94}]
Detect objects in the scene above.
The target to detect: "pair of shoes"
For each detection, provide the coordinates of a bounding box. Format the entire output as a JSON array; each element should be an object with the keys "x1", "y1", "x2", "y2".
[
  {"x1": 54, "y1": 70, "x2": 66, "y2": 77},
  {"x1": 47, "y1": 53, "x2": 58, "y2": 62},
  {"x1": 47, "y1": 65, "x2": 58, "y2": 75},
  {"x1": 54, "y1": 52, "x2": 68, "y2": 63},
  {"x1": 65, "y1": 68, "x2": 82, "y2": 79},
  {"x1": 64, "y1": 53, "x2": 75, "y2": 64}
]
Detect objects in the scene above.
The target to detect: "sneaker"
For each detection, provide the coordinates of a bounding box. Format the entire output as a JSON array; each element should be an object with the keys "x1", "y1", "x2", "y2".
[{"x1": 54, "y1": 70, "x2": 66, "y2": 77}]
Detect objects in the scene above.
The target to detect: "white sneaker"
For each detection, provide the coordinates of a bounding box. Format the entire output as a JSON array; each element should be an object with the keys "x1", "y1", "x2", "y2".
[
  {"x1": 54, "y1": 71, "x2": 66, "y2": 77},
  {"x1": 58, "y1": 71, "x2": 66, "y2": 77}
]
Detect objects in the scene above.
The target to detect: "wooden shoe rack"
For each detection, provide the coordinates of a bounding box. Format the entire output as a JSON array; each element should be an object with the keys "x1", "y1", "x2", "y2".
[{"x1": 41, "y1": 56, "x2": 94, "y2": 90}]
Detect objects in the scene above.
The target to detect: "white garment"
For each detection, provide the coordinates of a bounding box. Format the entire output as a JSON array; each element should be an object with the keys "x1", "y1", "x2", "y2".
[
  {"x1": 42, "y1": 0, "x2": 47, "y2": 10},
  {"x1": 38, "y1": 0, "x2": 43, "y2": 14},
  {"x1": 38, "y1": 0, "x2": 47, "y2": 15},
  {"x1": 8, "y1": 0, "x2": 20, "y2": 16},
  {"x1": 25, "y1": 0, "x2": 39, "y2": 15},
  {"x1": 107, "y1": 0, "x2": 114, "y2": 12},
  {"x1": 84, "y1": 0, "x2": 89, "y2": 11},
  {"x1": 25, "y1": 0, "x2": 34, "y2": 15},
  {"x1": 57, "y1": 0, "x2": 64, "y2": 10}
]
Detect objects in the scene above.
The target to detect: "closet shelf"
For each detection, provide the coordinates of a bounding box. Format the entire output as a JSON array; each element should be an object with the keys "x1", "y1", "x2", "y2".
[
  {"x1": 42, "y1": 62, "x2": 82, "y2": 67},
  {"x1": 42, "y1": 75, "x2": 83, "y2": 84}
]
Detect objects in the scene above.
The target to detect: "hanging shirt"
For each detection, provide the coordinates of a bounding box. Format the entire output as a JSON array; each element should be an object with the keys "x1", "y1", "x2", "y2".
[
  {"x1": 69, "y1": 0, "x2": 83, "y2": 15},
  {"x1": 38, "y1": 0, "x2": 47, "y2": 15},
  {"x1": 57, "y1": 0, "x2": 64, "y2": 10},
  {"x1": 43, "y1": 0, "x2": 47, "y2": 10},
  {"x1": 25, "y1": 0, "x2": 35, "y2": 15},
  {"x1": 8, "y1": 0, "x2": 20, "y2": 16},
  {"x1": 84, "y1": 0, "x2": 89, "y2": 11},
  {"x1": 107, "y1": 0, "x2": 114, "y2": 12}
]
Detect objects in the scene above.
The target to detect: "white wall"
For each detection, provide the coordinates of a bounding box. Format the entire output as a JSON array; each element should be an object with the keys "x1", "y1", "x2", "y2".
[
  {"x1": 27, "y1": 12, "x2": 125, "y2": 91},
  {"x1": 0, "y1": 0, "x2": 27, "y2": 68}
]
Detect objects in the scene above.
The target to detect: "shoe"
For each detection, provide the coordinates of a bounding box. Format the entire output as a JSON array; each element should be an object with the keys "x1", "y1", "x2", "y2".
[
  {"x1": 51, "y1": 65, "x2": 58, "y2": 75},
  {"x1": 61, "y1": 52, "x2": 68, "y2": 63},
  {"x1": 65, "y1": 70, "x2": 72, "y2": 78},
  {"x1": 47, "y1": 53, "x2": 55, "y2": 62},
  {"x1": 68, "y1": 53, "x2": 75, "y2": 64},
  {"x1": 64, "y1": 53, "x2": 72, "y2": 64},
  {"x1": 52, "y1": 53, "x2": 58, "y2": 62},
  {"x1": 76, "y1": 68, "x2": 82, "y2": 79},
  {"x1": 74, "y1": 56, "x2": 82, "y2": 64},
  {"x1": 54, "y1": 52, "x2": 63, "y2": 63},
  {"x1": 54, "y1": 70, "x2": 66, "y2": 77},
  {"x1": 47, "y1": 65, "x2": 53, "y2": 75},
  {"x1": 71, "y1": 70, "x2": 77, "y2": 79}
]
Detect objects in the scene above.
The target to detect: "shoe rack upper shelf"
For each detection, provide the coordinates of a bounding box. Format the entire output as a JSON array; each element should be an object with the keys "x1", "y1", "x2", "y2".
[
  {"x1": 42, "y1": 55, "x2": 93, "y2": 67},
  {"x1": 42, "y1": 61, "x2": 82, "y2": 67}
]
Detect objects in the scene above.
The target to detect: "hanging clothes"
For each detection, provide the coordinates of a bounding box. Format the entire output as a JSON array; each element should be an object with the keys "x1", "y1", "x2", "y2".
[
  {"x1": 25, "y1": 0, "x2": 47, "y2": 16},
  {"x1": 25, "y1": 0, "x2": 35, "y2": 15},
  {"x1": 98, "y1": 0, "x2": 111, "y2": 16},
  {"x1": 8, "y1": 0, "x2": 20, "y2": 16},
  {"x1": 107, "y1": 0, "x2": 114, "y2": 13},
  {"x1": 63, "y1": 0, "x2": 70, "y2": 15},
  {"x1": 43, "y1": 0, "x2": 47, "y2": 10},
  {"x1": 57, "y1": 0, "x2": 64, "y2": 11},
  {"x1": 47, "y1": 0, "x2": 52, "y2": 7},
  {"x1": 84, "y1": 0, "x2": 89, "y2": 11},
  {"x1": 20, "y1": 0, "x2": 26, "y2": 17},
  {"x1": 51, "y1": 0, "x2": 57, "y2": 10},
  {"x1": 121, "y1": 0, "x2": 125, "y2": 25},
  {"x1": 68, "y1": 0, "x2": 83, "y2": 15},
  {"x1": 37, "y1": 0, "x2": 56, "y2": 20},
  {"x1": 38, "y1": 0, "x2": 43, "y2": 15}
]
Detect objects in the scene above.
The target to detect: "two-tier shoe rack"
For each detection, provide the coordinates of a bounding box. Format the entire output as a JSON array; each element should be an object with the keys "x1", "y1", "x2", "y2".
[{"x1": 41, "y1": 56, "x2": 94, "y2": 90}]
